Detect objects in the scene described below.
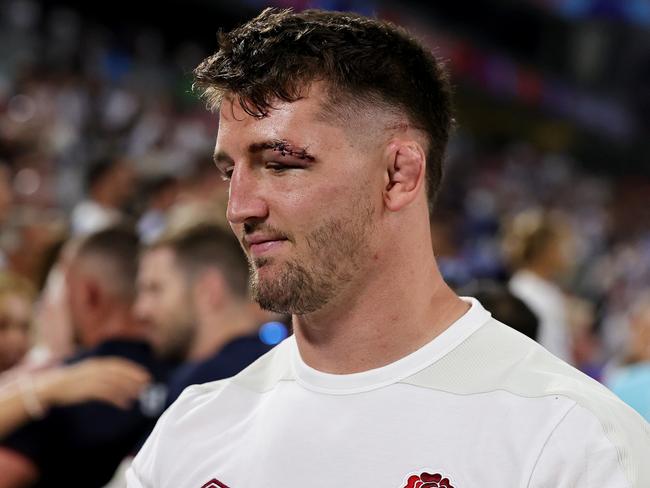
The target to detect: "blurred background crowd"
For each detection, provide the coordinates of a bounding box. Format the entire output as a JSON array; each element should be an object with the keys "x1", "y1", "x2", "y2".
[{"x1": 0, "y1": 0, "x2": 648, "y2": 486}]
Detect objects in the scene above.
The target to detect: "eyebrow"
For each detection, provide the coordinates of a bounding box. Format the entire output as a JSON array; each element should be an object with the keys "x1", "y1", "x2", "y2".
[
  {"x1": 250, "y1": 139, "x2": 316, "y2": 161},
  {"x1": 214, "y1": 138, "x2": 316, "y2": 167}
]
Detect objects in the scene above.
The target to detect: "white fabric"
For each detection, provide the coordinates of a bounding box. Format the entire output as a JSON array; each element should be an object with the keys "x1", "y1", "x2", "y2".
[
  {"x1": 509, "y1": 269, "x2": 572, "y2": 362},
  {"x1": 70, "y1": 199, "x2": 122, "y2": 236},
  {"x1": 128, "y1": 299, "x2": 650, "y2": 488}
]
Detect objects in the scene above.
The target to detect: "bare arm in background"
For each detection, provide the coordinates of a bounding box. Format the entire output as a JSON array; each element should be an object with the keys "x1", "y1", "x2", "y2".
[
  {"x1": 0, "y1": 357, "x2": 150, "y2": 487},
  {"x1": 0, "y1": 357, "x2": 151, "y2": 439}
]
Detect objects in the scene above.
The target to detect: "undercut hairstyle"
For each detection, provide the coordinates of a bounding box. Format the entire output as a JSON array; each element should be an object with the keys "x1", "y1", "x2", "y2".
[
  {"x1": 153, "y1": 224, "x2": 249, "y2": 298},
  {"x1": 75, "y1": 227, "x2": 139, "y2": 300},
  {"x1": 193, "y1": 8, "x2": 453, "y2": 210}
]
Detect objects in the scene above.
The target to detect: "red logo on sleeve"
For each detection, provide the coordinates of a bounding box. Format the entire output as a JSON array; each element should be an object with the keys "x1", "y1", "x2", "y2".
[
  {"x1": 404, "y1": 472, "x2": 455, "y2": 488},
  {"x1": 201, "y1": 479, "x2": 230, "y2": 488}
]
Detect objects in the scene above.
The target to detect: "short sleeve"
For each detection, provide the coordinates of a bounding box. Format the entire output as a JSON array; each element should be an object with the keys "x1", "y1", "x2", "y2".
[
  {"x1": 127, "y1": 384, "x2": 205, "y2": 488},
  {"x1": 528, "y1": 403, "x2": 645, "y2": 487},
  {"x1": 126, "y1": 407, "x2": 166, "y2": 488}
]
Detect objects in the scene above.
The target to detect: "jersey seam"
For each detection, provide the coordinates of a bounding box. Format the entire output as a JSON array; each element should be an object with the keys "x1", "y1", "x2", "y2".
[
  {"x1": 525, "y1": 401, "x2": 578, "y2": 488},
  {"x1": 396, "y1": 381, "x2": 584, "y2": 401},
  {"x1": 571, "y1": 403, "x2": 635, "y2": 488}
]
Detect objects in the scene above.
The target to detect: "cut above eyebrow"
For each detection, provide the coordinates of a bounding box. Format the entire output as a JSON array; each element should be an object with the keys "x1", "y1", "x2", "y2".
[
  {"x1": 213, "y1": 139, "x2": 316, "y2": 167},
  {"x1": 250, "y1": 139, "x2": 316, "y2": 161}
]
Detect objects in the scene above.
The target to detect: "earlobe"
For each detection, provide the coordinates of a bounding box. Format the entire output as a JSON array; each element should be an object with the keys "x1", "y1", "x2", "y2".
[{"x1": 384, "y1": 141, "x2": 425, "y2": 212}]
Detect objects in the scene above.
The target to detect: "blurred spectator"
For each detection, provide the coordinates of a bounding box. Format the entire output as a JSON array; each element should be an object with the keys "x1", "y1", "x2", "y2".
[
  {"x1": 0, "y1": 162, "x2": 14, "y2": 228},
  {"x1": 605, "y1": 293, "x2": 650, "y2": 422},
  {"x1": 0, "y1": 227, "x2": 167, "y2": 488},
  {"x1": 135, "y1": 224, "x2": 273, "y2": 406},
  {"x1": 2, "y1": 206, "x2": 66, "y2": 290},
  {"x1": 459, "y1": 279, "x2": 539, "y2": 340},
  {"x1": 136, "y1": 175, "x2": 180, "y2": 244},
  {"x1": 567, "y1": 295, "x2": 604, "y2": 379},
  {"x1": 0, "y1": 357, "x2": 150, "y2": 439},
  {"x1": 504, "y1": 209, "x2": 575, "y2": 362},
  {"x1": 0, "y1": 272, "x2": 35, "y2": 374},
  {"x1": 70, "y1": 156, "x2": 135, "y2": 235},
  {"x1": 430, "y1": 212, "x2": 473, "y2": 288}
]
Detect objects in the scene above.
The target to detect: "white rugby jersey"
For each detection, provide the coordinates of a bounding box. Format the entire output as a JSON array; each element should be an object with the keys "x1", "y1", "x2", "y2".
[{"x1": 127, "y1": 299, "x2": 650, "y2": 488}]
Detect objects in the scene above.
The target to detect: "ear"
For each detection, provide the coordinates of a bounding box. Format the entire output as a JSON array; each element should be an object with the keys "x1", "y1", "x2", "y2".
[
  {"x1": 383, "y1": 140, "x2": 426, "y2": 212},
  {"x1": 83, "y1": 279, "x2": 102, "y2": 310},
  {"x1": 194, "y1": 270, "x2": 226, "y2": 312}
]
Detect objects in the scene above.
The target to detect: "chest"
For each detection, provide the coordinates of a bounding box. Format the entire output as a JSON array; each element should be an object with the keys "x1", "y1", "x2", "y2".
[{"x1": 160, "y1": 385, "x2": 571, "y2": 488}]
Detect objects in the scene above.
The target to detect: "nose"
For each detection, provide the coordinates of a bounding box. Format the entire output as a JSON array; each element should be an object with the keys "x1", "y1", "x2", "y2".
[{"x1": 226, "y1": 164, "x2": 269, "y2": 225}]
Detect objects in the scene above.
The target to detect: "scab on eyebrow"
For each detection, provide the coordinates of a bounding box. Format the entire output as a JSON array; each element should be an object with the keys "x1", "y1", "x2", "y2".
[{"x1": 254, "y1": 139, "x2": 316, "y2": 162}]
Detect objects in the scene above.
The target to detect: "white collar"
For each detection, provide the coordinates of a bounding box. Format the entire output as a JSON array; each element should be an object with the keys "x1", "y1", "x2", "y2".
[{"x1": 290, "y1": 297, "x2": 492, "y2": 395}]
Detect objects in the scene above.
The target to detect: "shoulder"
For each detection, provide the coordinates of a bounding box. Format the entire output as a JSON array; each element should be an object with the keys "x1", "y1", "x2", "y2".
[
  {"x1": 129, "y1": 340, "x2": 294, "y2": 486},
  {"x1": 406, "y1": 318, "x2": 623, "y2": 404},
  {"x1": 189, "y1": 336, "x2": 273, "y2": 382},
  {"x1": 146, "y1": 338, "x2": 294, "y2": 435},
  {"x1": 406, "y1": 318, "x2": 650, "y2": 486}
]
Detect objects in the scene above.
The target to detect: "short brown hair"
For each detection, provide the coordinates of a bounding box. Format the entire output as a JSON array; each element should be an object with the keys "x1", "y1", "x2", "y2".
[
  {"x1": 153, "y1": 224, "x2": 249, "y2": 298},
  {"x1": 75, "y1": 226, "x2": 140, "y2": 299},
  {"x1": 194, "y1": 8, "x2": 453, "y2": 210}
]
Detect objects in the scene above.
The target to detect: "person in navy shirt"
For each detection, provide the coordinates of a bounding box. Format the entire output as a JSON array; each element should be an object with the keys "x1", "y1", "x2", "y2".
[
  {"x1": 0, "y1": 227, "x2": 170, "y2": 488},
  {"x1": 135, "y1": 223, "x2": 279, "y2": 407}
]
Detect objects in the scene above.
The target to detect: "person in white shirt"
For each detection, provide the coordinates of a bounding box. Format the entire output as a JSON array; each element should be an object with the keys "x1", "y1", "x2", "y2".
[
  {"x1": 504, "y1": 209, "x2": 575, "y2": 362},
  {"x1": 128, "y1": 8, "x2": 650, "y2": 488},
  {"x1": 71, "y1": 156, "x2": 135, "y2": 236}
]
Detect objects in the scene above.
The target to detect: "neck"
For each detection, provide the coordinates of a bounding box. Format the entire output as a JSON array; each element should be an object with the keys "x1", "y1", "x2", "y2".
[
  {"x1": 189, "y1": 303, "x2": 255, "y2": 361},
  {"x1": 293, "y1": 221, "x2": 469, "y2": 374},
  {"x1": 88, "y1": 303, "x2": 148, "y2": 347}
]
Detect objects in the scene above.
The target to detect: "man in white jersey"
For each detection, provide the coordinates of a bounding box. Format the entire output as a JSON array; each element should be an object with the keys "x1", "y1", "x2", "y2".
[{"x1": 128, "y1": 8, "x2": 650, "y2": 488}]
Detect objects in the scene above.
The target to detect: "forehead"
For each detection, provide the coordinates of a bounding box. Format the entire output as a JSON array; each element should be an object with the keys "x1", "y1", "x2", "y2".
[
  {"x1": 1, "y1": 294, "x2": 31, "y2": 317},
  {"x1": 216, "y1": 90, "x2": 332, "y2": 147},
  {"x1": 214, "y1": 83, "x2": 393, "y2": 157},
  {"x1": 140, "y1": 247, "x2": 180, "y2": 276}
]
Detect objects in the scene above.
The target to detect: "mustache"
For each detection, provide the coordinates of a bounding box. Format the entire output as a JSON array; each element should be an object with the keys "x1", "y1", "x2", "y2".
[{"x1": 242, "y1": 221, "x2": 293, "y2": 242}]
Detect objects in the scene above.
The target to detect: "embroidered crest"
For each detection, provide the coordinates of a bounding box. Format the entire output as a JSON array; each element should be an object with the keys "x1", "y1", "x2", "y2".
[{"x1": 403, "y1": 471, "x2": 455, "y2": 488}]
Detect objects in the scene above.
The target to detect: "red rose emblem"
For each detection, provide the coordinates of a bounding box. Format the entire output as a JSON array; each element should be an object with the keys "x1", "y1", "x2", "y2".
[
  {"x1": 404, "y1": 472, "x2": 454, "y2": 488},
  {"x1": 200, "y1": 479, "x2": 230, "y2": 488}
]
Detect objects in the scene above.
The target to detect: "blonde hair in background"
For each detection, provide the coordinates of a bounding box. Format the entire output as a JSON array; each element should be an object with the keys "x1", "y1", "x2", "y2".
[
  {"x1": 502, "y1": 208, "x2": 569, "y2": 270},
  {"x1": 0, "y1": 272, "x2": 36, "y2": 314}
]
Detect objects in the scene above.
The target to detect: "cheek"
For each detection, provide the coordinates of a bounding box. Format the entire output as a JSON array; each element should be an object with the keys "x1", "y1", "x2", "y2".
[
  {"x1": 276, "y1": 179, "x2": 362, "y2": 228},
  {"x1": 68, "y1": 294, "x2": 81, "y2": 314},
  {"x1": 166, "y1": 285, "x2": 190, "y2": 313}
]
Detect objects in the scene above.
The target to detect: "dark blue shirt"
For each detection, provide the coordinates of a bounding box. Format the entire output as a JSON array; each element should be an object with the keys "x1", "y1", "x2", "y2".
[
  {"x1": 165, "y1": 334, "x2": 272, "y2": 406},
  {"x1": 1, "y1": 340, "x2": 170, "y2": 488}
]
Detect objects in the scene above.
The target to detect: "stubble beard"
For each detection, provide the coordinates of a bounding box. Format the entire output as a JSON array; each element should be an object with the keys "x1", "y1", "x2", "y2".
[
  {"x1": 249, "y1": 202, "x2": 374, "y2": 315},
  {"x1": 157, "y1": 299, "x2": 197, "y2": 362},
  {"x1": 160, "y1": 317, "x2": 196, "y2": 362}
]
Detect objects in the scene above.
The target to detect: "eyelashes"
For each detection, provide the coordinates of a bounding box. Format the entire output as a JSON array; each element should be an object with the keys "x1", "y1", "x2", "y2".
[{"x1": 219, "y1": 162, "x2": 300, "y2": 181}]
